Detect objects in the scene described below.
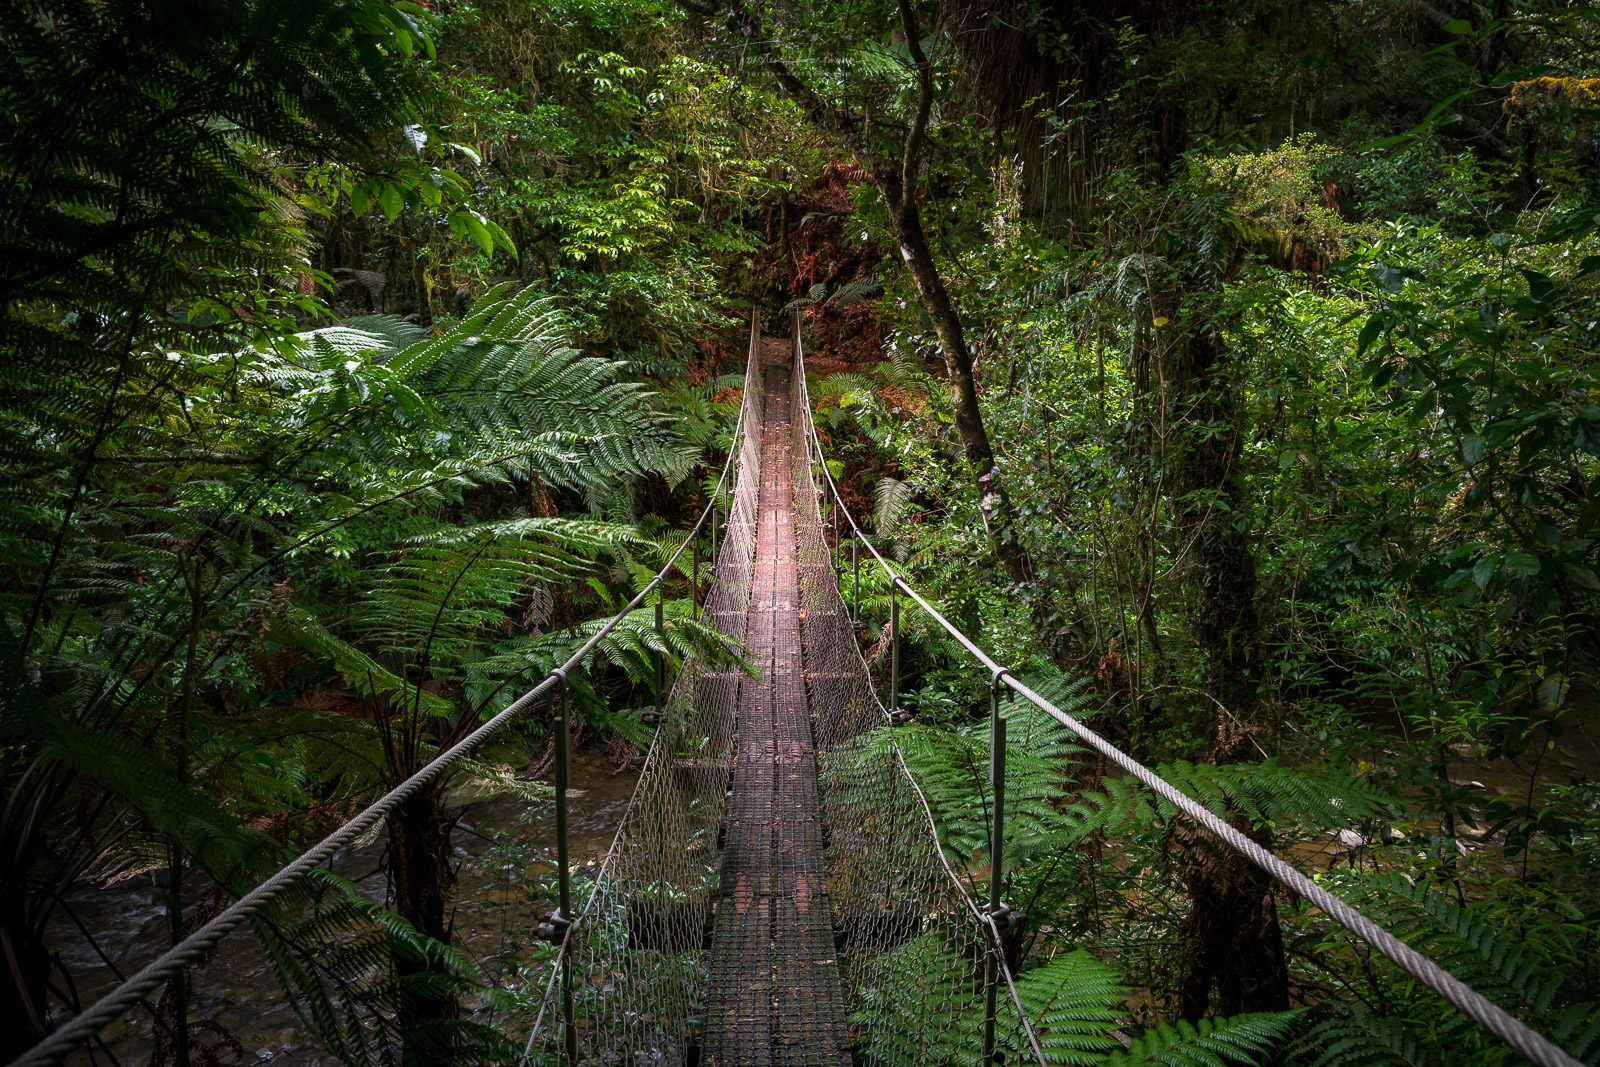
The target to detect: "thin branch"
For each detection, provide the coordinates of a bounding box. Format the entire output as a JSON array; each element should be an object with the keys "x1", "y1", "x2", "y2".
[
  {"x1": 896, "y1": 0, "x2": 933, "y2": 195},
  {"x1": 716, "y1": 0, "x2": 894, "y2": 195}
]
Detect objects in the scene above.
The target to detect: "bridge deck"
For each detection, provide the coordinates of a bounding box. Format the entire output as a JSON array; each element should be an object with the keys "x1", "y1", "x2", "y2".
[{"x1": 700, "y1": 360, "x2": 852, "y2": 1067}]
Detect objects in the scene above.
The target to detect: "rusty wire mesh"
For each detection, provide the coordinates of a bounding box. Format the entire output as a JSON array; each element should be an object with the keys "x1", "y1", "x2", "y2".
[
  {"x1": 789, "y1": 333, "x2": 1044, "y2": 1067},
  {"x1": 519, "y1": 318, "x2": 1044, "y2": 1067}
]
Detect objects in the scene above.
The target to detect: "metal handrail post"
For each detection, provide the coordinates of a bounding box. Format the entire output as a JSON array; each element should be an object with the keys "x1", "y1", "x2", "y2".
[
  {"x1": 982, "y1": 669, "x2": 1009, "y2": 1067},
  {"x1": 889, "y1": 579, "x2": 899, "y2": 714},
  {"x1": 654, "y1": 599, "x2": 665, "y2": 702},
  {"x1": 552, "y1": 670, "x2": 578, "y2": 1066},
  {"x1": 831, "y1": 490, "x2": 839, "y2": 558},
  {"x1": 851, "y1": 535, "x2": 860, "y2": 624},
  {"x1": 692, "y1": 535, "x2": 700, "y2": 620}
]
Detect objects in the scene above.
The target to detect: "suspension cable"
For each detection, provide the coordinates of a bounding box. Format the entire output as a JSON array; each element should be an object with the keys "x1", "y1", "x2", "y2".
[
  {"x1": 516, "y1": 308, "x2": 765, "y2": 1062},
  {"x1": 785, "y1": 329, "x2": 1052, "y2": 1065},
  {"x1": 11, "y1": 311, "x2": 765, "y2": 1067},
  {"x1": 790, "y1": 315, "x2": 1584, "y2": 1067}
]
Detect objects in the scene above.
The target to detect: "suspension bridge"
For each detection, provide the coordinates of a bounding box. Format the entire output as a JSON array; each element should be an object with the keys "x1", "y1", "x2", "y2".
[{"x1": 10, "y1": 313, "x2": 1584, "y2": 1067}]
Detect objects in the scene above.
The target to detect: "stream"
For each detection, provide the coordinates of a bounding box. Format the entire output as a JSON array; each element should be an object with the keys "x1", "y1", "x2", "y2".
[
  {"x1": 43, "y1": 716, "x2": 1600, "y2": 1064},
  {"x1": 49, "y1": 749, "x2": 638, "y2": 1067}
]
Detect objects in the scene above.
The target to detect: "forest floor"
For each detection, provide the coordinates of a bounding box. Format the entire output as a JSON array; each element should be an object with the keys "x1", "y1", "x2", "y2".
[{"x1": 1292, "y1": 708, "x2": 1600, "y2": 873}]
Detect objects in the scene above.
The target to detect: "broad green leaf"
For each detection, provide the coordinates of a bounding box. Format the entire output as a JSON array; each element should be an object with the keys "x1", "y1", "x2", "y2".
[
  {"x1": 1505, "y1": 552, "x2": 1539, "y2": 576},
  {"x1": 461, "y1": 211, "x2": 494, "y2": 256},
  {"x1": 378, "y1": 181, "x2": 404, "y2": 222},
  {"x1": 1357, "y1": 312, "x2": 1389, "y2": 357}
]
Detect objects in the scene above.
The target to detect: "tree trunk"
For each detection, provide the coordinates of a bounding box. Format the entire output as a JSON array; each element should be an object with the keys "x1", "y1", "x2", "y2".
[
  {"x1": 386, "y1": 784, "x2": 459, "y2": 1067},
  {"x1": 1155, "y1": 284, "x2": 1289, "y2": 1019},
  {"x1": 1175, "y1": 820, "x2": 1290, "y2": 1019},
  {"x1": 719, "y1": 0, "x2": 1029, "y2": 584},
  {"x1": 1160, "y1": 307, "x2": 1263, "y2": 742},
  {"x1": 411, "y1": 248, "x2": 433, "y2": 328},
  {"x1": 887, "y1": 195, "x2": 1024, "y2": 580}
]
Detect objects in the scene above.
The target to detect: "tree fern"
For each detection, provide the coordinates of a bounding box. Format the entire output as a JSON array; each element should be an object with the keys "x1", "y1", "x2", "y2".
[
  {"x1": 1106, "y1": 1014, "x2": 1298, "y2": 1067},
  {"x1": 290, "y1": 286, "x2": 697, "y2": 497},
  {"x1": 875, "y1": 691, "x2": 1090, "y2": 889},
  {"x1": 814, "y1": 371, "x2": 879, "y2": 406},
  {"x1": 1289, "y1": 869, "x2": 1600, "y2": 1066},
  {"x1": 276, "y1": 605, "x2": 453, "y2": 720},
  {"x1": 1000, "y1": 950, "x2": 1127, "y2": 1064},
  {"x1": 1064, "y1": 759, "x2": 1395, "y2": 845},
  {"x1": 852, "y1": 935, "x2": 1293, "y2": 1067},
  {"x1": 2, "y1": 648, "x2": 503, "y2": 1066},
  {"x1": 1289, "y1": 1006, "x2": 1449, "y2": 1067},
  {"x1": 875, "y1": 475, "x2": 917, "y2": 535},
  {"x1": 251, "y1": 869, "x2": 517, "y2": 1067},
  {"x1": 827, "y1": 272, "x2": 883, "y2": 309}
]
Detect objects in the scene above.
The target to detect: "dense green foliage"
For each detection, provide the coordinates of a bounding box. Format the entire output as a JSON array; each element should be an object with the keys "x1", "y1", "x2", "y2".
[{"x1": 3, "y1": 0, "x2": 1599, "y2": 1064}]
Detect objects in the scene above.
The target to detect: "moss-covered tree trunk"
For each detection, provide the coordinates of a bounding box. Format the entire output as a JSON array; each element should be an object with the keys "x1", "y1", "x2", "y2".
[
  {"x1": 1156, "y1": 288, "x2": 1290, "y2": 1019},
  {"x1": 1175, "y1": 819, "x2": 1291, "y2": 1019}
]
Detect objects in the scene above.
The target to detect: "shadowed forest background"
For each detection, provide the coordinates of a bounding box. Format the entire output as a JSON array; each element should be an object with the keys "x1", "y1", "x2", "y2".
[{"x1": 2, "y1": 0, "x2": 1599, "y2": 1064}]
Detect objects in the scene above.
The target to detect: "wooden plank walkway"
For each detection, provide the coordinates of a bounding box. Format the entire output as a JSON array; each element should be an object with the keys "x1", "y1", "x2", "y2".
[{"x1": 700, "y1": 360, "x2": 852, "y2": 1067}]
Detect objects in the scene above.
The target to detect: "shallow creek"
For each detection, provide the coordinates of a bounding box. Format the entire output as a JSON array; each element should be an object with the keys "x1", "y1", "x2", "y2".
[{"x1": 50, "y1": 749, "x2": 638, "y2": 1066}]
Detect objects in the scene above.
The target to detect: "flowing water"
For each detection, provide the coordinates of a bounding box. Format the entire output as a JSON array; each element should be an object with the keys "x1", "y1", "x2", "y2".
[{"x1": 50, "y1": 749, "x2": 639, "y2": 1066}]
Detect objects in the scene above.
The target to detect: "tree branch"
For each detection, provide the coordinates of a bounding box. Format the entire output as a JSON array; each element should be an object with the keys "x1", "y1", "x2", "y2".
[
  {"x1": 897, "y1": 0, "x2": 934, "y2": 197},
  {"x1": 714, "y1": 0, "x2": 897, "y2": 199}
]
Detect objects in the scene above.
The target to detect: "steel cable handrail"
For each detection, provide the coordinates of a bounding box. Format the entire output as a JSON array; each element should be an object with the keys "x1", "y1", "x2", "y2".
[
  {"x1": 785, "y1": 334, "x2": 1051, "y2": 1066},
  {"x1": 515, "y1": 308, "x2": 764, "y2": 1063},
  {"x1": 790, "y1": 317, "x2": 1583, "y2": 1067},
  {"x1": 11, "y1": 311, "x2": 765, "y2": 1067}
]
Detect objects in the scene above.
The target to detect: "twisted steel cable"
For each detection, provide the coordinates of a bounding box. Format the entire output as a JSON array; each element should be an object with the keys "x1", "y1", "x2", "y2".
[
  {"x1": 10, "y1": 313, "x2": 764, "y2": 1067},
  {"x1": 791, "y1": 314, "x2": 1584, "y2": 1067}
]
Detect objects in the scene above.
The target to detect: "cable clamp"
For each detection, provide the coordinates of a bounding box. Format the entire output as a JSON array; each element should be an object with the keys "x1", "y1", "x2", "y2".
[
  {"x1": 535, "y1": 908, "x2": 572, "y2": 943},
  {"x1": 887, "y1": 708, "x2": 914, "y2": 726},
  {"x1": 984, "y1": 901, "x2": 1026, "y2": 933}
]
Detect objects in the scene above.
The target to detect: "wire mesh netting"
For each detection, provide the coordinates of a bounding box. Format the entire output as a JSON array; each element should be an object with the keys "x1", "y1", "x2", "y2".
[
  {"x1": 788, "y1": 332, "x2": 1044, "y2": 1067},
  {"x1": 521, "y1": 319, "x2": 1043, "y2": 1067}
]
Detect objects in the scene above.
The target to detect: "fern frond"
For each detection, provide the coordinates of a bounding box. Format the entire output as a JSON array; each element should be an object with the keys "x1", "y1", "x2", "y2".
[
  {"x1": 1064, "y1": 760, "x2": 1394, "y2": 844},
  {"x1": 1107, "y1": 1012, "x2": 1298, "y2": 1066},
  {"x1": 275, "y1": 605, "x2": 453, "y2": 719},
  {"x1": 827, "y1": 272, "x2": 883, "y2": 309},
  {"x1": 1000, "y1": 950, "x2": 1126, "y2": 1064},
  {"x1": 1288, "y1": 1005, "x2": 1444, "y2": 1067},
  {"x1": 1312, "y1": 869, "x2": 1600, "y2": 1047},
  {"x1": 866, "y1": 697, "x2": 1087, "y2": 874},
  {"x1": 874, "y1": 475, "x2": 916, "y2": 535}
]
